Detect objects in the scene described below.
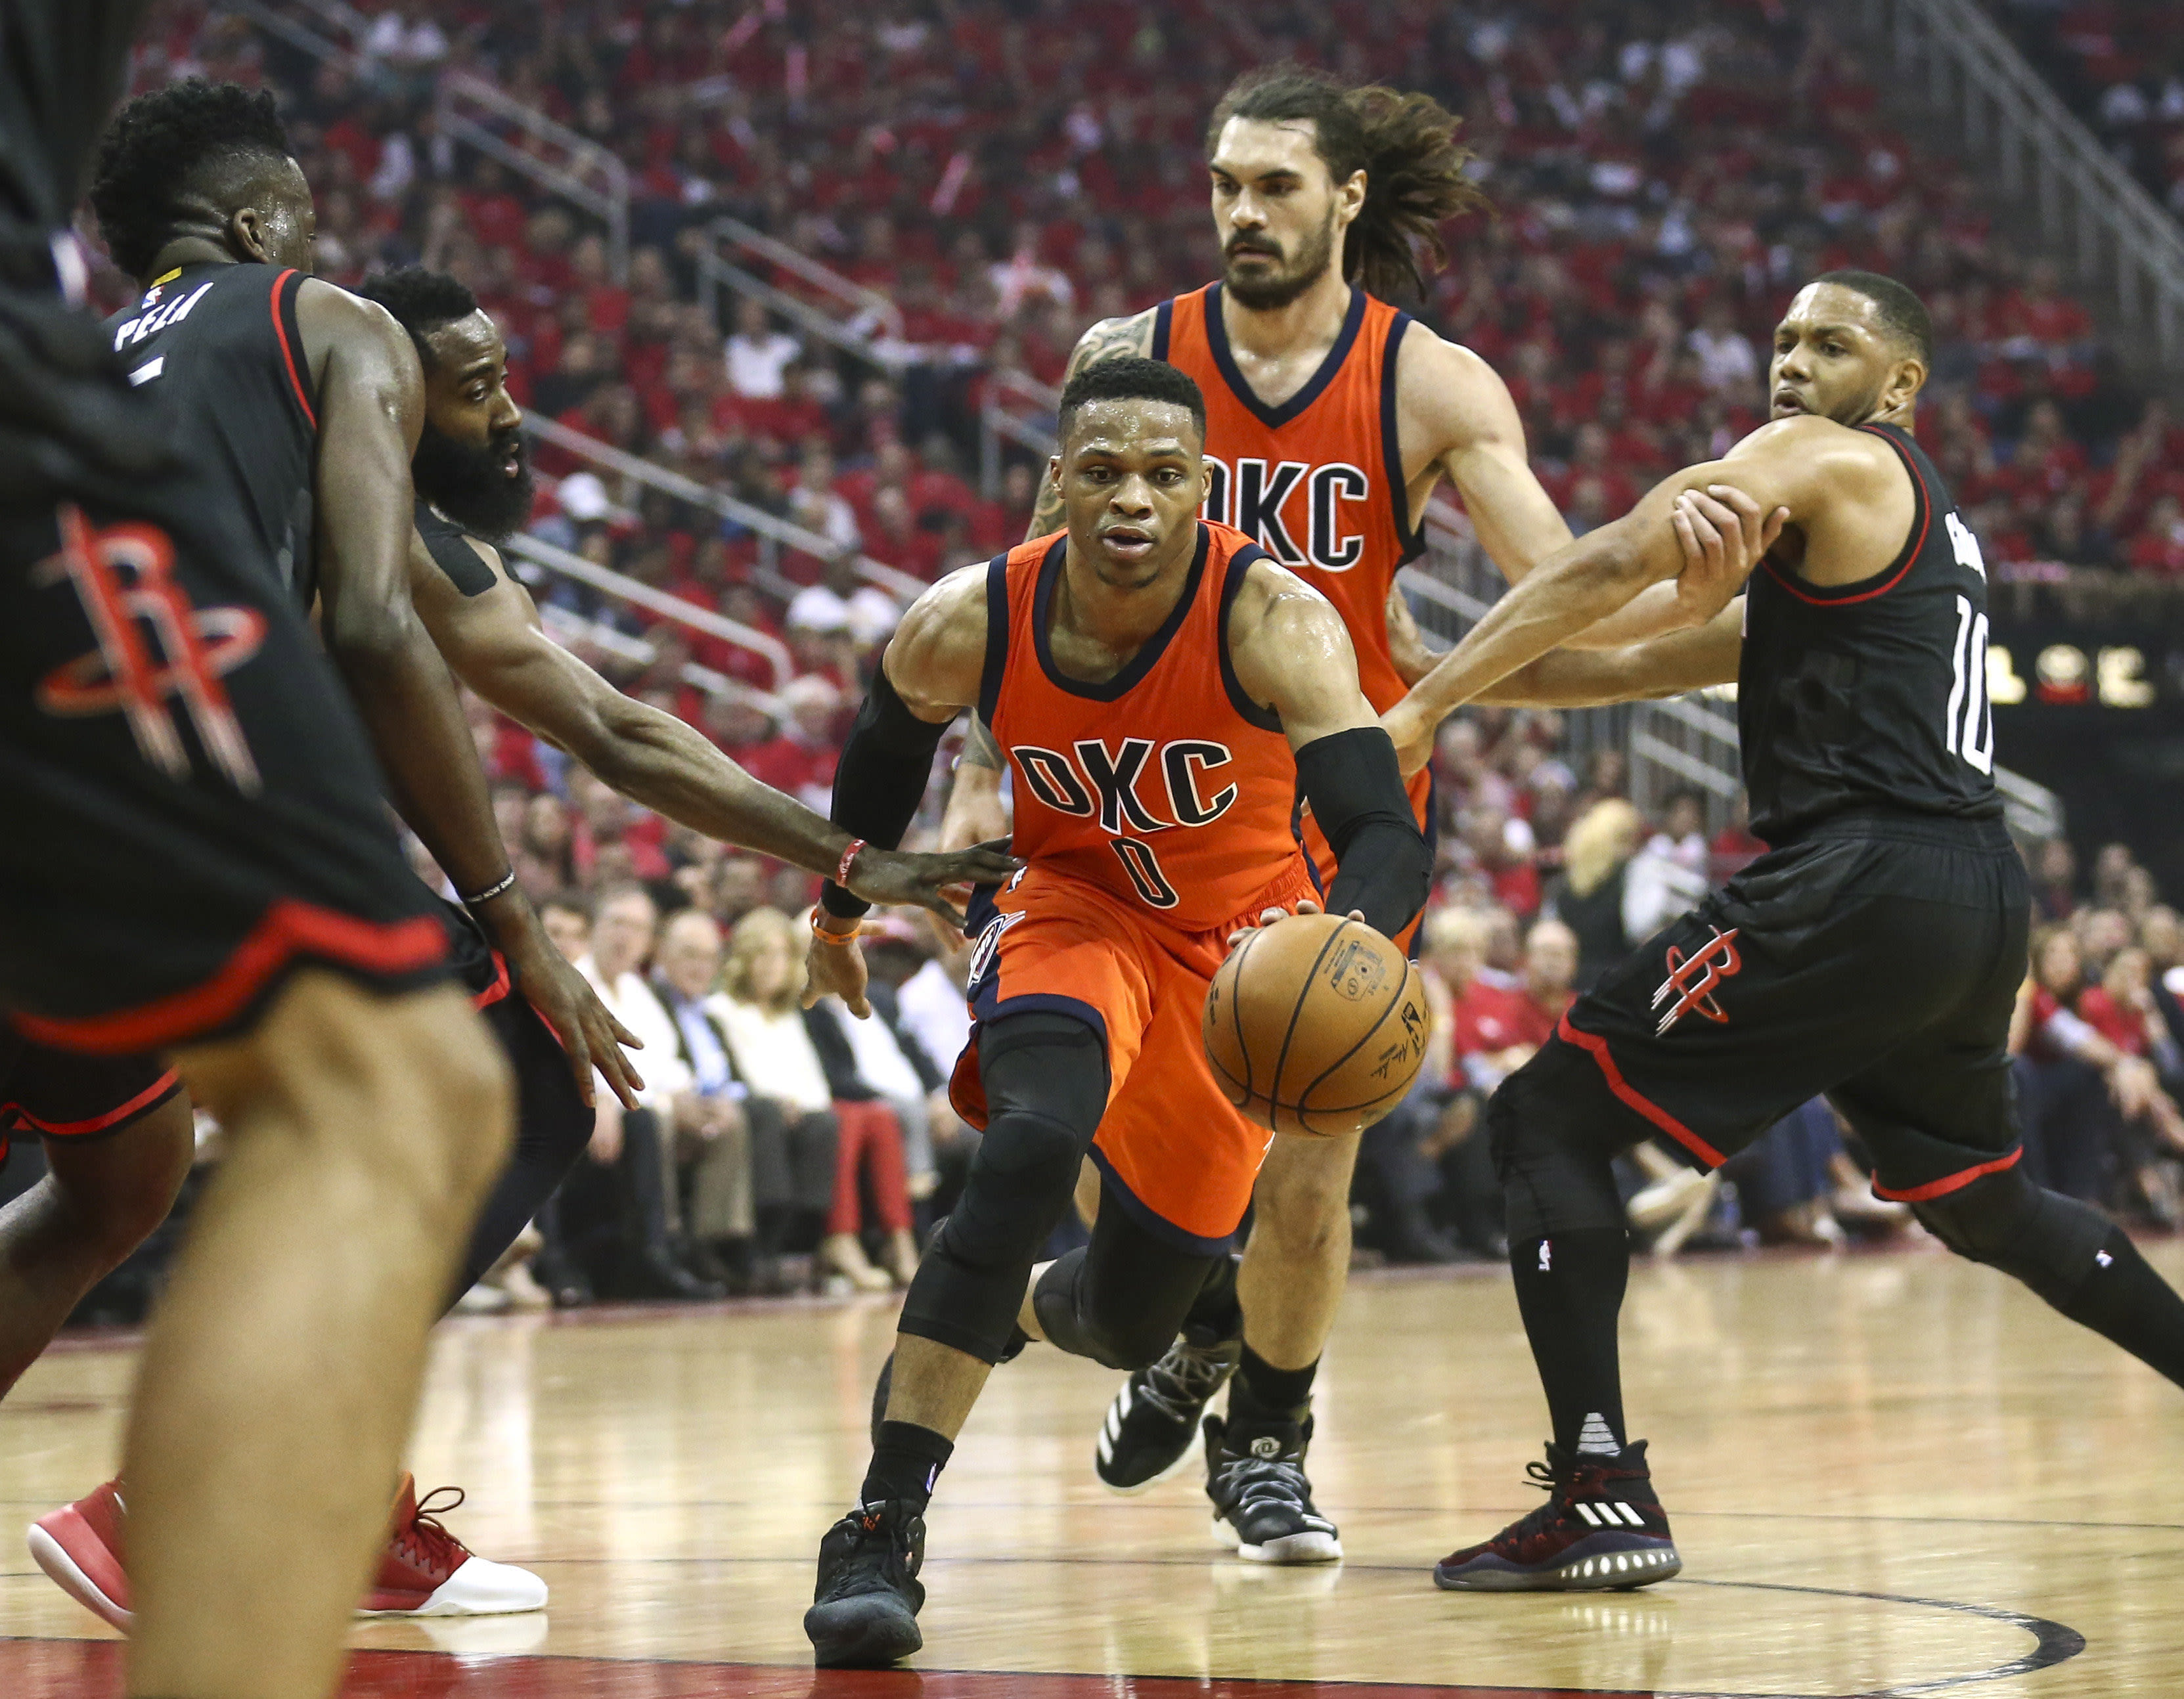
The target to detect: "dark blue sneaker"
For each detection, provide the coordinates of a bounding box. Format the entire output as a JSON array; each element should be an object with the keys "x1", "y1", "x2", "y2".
[{"x1": 1433, "y1": 1442, "x2": 1680, "y2": 1591}]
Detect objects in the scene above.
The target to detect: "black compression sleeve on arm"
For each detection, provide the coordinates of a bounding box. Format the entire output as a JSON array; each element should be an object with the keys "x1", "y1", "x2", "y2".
[
  {"x1": 1296, "y1": 726, "x2": 1431, "y2": 941},
  {"x1": 819, "y1": 665, "x2": 951, "y2": 919}
]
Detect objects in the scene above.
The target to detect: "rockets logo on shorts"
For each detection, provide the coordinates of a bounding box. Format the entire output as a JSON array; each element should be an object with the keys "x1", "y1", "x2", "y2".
[
  {"x1": 35, "y1": 505, "x2": 266, "y2": 792},
  {"x1": 1650, "y1": 927, "x2": 1742, "y2": 1036}
]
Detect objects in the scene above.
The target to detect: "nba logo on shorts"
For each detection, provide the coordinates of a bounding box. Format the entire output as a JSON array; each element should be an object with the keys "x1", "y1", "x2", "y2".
[{"x1": 1649, "y1": 927, "x2": 1742, "y2": 1036}]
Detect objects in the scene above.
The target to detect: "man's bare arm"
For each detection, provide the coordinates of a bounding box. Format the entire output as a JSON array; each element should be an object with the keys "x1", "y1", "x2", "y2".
[
  {"x1": 1475, "y1": 601, "x2": 1743, "y2": 707},
  {"x1": 408, "y1": 535, "x2": 1013, "y2": 918},
  {"x1": 1396, "y1": 325, "x2": 1747, "y2": 648},
  {"x1": 1023, "y1": 309, "x2": 1157, "y2": 541},
  {"x1": 937, "y1": 711, "x2": 1011, "y2": 851}
]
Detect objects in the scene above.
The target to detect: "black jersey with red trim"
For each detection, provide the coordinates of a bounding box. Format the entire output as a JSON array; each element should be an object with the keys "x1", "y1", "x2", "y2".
[
  {"x1": 104, "y1": 263, "x2": 319, "y2": 608},
  {"x1": 1739, "y1": 422, "x2": 2003, "y2": 845}
]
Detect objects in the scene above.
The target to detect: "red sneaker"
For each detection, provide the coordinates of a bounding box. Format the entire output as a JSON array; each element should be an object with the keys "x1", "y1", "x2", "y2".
[
  {"x1": 361, "y1": 1474, "x2": 547, "y2": 1617},
  {"x1": 28, "y1": 1474, "x2": 546, "y2": 1626},
  {"x1": 28, "y1": 1479, "x2": 130, "y2": 1629}
]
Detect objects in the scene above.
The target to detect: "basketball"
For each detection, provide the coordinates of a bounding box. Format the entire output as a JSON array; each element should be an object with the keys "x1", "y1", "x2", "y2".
[{"x1": 1202, "y1": 912, "x2": 1430, "y2": 1138}]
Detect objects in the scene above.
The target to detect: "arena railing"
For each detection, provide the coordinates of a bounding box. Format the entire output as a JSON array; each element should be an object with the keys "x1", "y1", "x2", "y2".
[
  {"x1": 980, "y1": 371, "x2": 1063, "y2": 499},
  {"x1": 521, "y1": 413, "x2": 927, "y2": 607},
  {"x1": 1855, "y1": 0, "x2": 2184, "y2": 370},
  {"x1": 692, "y1": 219, "x2": 905, "y2": 370},
  {"x1": 434, "y1": 72, "x2": 631, "y2": 284},
  {"x1": 499, "y1": 529, "x2": 791, "y2": 697},
  {"x1": 530, "y1": 599, "x2": 782, "y2": 720},
  {"x1": 1404, "y1": 498, "x2": 2066, "y2": 842}
]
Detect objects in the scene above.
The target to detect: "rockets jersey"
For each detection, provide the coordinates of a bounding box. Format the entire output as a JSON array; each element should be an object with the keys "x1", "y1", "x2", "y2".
[
  {"x1": 104, "y1": 263, "x2": 319, "y2": 610},
  {"x1": 1154, "y1": 282, "x2": 1423, "y2": 713},
  {"x1": 979, "y1": 520, "x2": 1310, "y2": 931},
  {"x1": 1739, "y1": 422, "x2": 2005, "y2": 844}
]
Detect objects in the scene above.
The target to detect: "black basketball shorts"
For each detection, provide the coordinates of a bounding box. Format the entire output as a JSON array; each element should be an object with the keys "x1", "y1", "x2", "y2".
[
  {"x1": 0, "y1": 1032, "x2": 184, "y2": 1169},
  {"x1": 0, "y1": 483, "x2": 451, "y2": 1053},
  {"x1": 1500, "y1": 813, "x2": 2031, "y2": 1202}
]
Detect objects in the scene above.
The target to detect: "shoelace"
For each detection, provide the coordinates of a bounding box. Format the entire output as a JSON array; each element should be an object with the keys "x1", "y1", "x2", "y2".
[
  {"x1": 1212, "y1": 1449, "x2": 1322, "y2": 1522},
  {"x1": 1136, "y1": 1339, "x2": 1230, "y2": 1425},
  {"x1": 393, "y1": 1486, "x2": 470, "y2": 1576},
  {"x1": 817, "y1": 1506, "x2": 913, "y2": 1601},
  {"x1": 1484, "y1": 1459, "x2": 1641, "y2": 1555}
]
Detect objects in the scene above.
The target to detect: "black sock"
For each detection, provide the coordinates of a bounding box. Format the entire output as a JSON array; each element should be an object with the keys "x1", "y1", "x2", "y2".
[
  {"x1": 861, "y1": 1420, "x2": 954, "y2": 1512},
  {"x1": 1231, "y1": 1345, "x2": 1317, "y2": 1424},
  {"x1": 2053, "y1": 1226, "x2": 2184, "y2": 1386},
  {"x1": 1183, "y1": 1251, "x2": 1243, "y2": 1337},
  {"x1": 1509, "y1": 1227, "x2": 1631, "y2": 1455}
]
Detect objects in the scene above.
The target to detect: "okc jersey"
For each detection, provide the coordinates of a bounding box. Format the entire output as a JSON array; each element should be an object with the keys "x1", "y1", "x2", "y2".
[
  {"x1": 104, "y1": 264, "x2": 319, "y2": 609},
  {"x1": 1740, "y1": 423, "x2": 2004, "y2": 844},
  {"x1": 979, "y1": 520, "x2": 1310, "y2": 931},
  {"x1": 1154, "y1": 283, "x2": 1422, "y2": 713}
]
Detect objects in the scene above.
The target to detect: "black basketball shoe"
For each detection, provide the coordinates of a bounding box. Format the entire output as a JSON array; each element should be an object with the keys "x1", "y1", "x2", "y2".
[
  {"x1": 1094, "y1": 1323, "x2": 1243, "y2": 1493},
  {"x1": 804, "y1": 1499, "x2": 927, "y2": 1667},
  {"x1": 1433, "y1": 1441, "x2": 1680, "y2": 1591},
  {"x1": 1203, "y1": 1413, "x2": 1343, "y2": 1563}
]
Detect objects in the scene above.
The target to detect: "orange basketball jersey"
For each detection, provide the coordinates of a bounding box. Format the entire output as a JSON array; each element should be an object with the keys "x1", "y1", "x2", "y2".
[
  {"x1": 981, "y1": 520, "x2": 1309, "y2": 932},
  {"x1": 1154, "y1": 282, "x2": 1423, "y2": 713}
]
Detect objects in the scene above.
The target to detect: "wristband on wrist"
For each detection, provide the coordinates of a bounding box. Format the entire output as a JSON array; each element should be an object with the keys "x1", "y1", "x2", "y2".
[
  {"x1": 810, "y1": 906, "x2": 861, "y2": 944},
  {"x1": 460, "y1": 870, "x2": 518, "y2": 908},
  {"x1": 835, "y1": 837, "x2": 867, "y2": 889}
]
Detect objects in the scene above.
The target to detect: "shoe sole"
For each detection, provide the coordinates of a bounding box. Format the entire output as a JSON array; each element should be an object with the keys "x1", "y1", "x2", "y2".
[
  {"x1": 27, "y1": 1522, "x2": 131, "y2": 1631},
  {"x1": 1209, "y1": 1513, "x2": 1343, "y2": 1564},
  {"x1": 805, "y1": 1595, "x2": 924, "y2": 1668},
  {"x1": 1434, "y1": 1544, "x2": 1682, "y2": 1592}
]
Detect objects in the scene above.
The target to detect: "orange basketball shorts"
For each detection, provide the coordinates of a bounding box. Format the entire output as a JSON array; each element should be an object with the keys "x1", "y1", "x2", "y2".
[
  {"x1": 949, "y1": 862, "x2": 1317, "y2": 1252},
  {"x1": 1299, "y1": 763, "x2": 1435, "y2": 955}
]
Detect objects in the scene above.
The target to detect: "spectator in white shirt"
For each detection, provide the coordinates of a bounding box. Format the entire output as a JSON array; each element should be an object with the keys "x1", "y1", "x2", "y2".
[{"x1": 724, "y1": 296, "x2": 803, "y2": 399}]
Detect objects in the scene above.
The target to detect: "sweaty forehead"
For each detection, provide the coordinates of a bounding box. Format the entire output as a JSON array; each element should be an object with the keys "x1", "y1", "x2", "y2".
[
  {"x1": 423, "y1": 311, "x2": 505, "y2": 378},
  {"x1": 1211, "y1": 116, "x2": 1326, "y2": 179},
  {"x1": 1066, "y1": 397, "x2": 1202, "y2": 456},
  {"x1": 1778, "y1": 284, "x2": 1884, "y2": 336}
]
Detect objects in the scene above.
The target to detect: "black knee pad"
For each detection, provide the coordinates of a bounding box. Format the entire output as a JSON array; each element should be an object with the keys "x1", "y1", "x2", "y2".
[
  {"x1": 1487, "y1": 1057, "x2": 1631, "y2": 1242},
  {"x1": 1031, "y1": 1247, "x2": 1213, "y2": 1371},
  {"x1": 1913, "y1": 1167, "x2": 2112, "y2": 1308},
  {"x1": 897, "y1": 1012, "x2": 1106, "y2": 1363}
]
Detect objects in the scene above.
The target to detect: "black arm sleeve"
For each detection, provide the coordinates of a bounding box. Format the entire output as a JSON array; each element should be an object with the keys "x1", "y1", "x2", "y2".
[
  {"x1": 1295, "y1": 726, "x2": 1431, "y2": 942},
  {"x1": 818, "y1": 665, "x2": 952, "y2": 919}
]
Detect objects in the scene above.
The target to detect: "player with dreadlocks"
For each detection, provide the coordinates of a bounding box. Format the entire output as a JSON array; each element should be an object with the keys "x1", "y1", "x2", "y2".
[{"x1": 930, "y1": 62, "x2": 1772, "y2": 1565}]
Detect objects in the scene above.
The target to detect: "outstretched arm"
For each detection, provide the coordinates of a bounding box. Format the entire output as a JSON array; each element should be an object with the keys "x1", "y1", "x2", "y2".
[
  {"x1": 1473, "y1": 601, "x2": 1743, "y2": 708},
  {"x1": 409, "y1": 533, "x2": 1012, "y2": 919},
  {"x1": 1230, "y1": 568, "x2": 1431, "y2": 941}
]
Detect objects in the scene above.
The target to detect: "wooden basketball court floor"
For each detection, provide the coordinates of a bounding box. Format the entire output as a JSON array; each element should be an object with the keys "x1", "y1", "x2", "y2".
[{"x1": 4, "y1": 1239, "x2": 2181, "y2": 1698}]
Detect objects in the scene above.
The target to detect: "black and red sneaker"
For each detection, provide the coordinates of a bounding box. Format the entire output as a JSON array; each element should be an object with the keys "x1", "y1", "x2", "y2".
[{"x1": 1433, "y1": 1441, "x2": 1680, "y2": 1592}]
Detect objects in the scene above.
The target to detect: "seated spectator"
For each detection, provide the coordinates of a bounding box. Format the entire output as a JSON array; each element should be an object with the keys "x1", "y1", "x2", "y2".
[
  {"x1": 713, "y1": 907, "x2": 905, "y2": 1291},
  {"x1": 652, "y1": 908, "x2": 761, "y2": 1289},
  {"x1": 568, "y1": 884, "x2": 720, "y2": 1301},
  {"x1": 803, "y1": 960, "x2": 928, "y2": 1285},
  {"x1": 724, "y1": 296, "x2": 802, "y2": 400}
]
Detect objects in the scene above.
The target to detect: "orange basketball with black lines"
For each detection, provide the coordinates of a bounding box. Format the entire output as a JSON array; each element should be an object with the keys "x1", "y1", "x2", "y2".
[{"x1": 1202, "y1": 912, "x2": 1429, "y2": 1138}]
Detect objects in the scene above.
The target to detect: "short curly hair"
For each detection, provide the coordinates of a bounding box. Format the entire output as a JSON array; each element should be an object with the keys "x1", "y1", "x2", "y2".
[
  {"x1": 1058, "y1": 355, "x2": 1206, "y2": 443},
  {"x1": 354, "y1": 267, "x2": 481, "y2": 369},
  {"x1": 89, "y1": 80, "x2": 293, "y2": 279}
]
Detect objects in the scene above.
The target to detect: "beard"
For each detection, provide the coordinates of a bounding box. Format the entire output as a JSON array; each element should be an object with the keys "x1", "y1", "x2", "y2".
[
  {"x1": 1221, "y1": 211, "x2": 1340, "y2": 311},
  {"x1": 413, "y1": 420, "x2": 535, "y2": 542}
]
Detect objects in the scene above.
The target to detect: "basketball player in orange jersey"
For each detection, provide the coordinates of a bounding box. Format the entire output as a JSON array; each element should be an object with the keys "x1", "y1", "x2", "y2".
[
  {"x1": 942, "y1": 64, "x2": 1775, "y2": 1554},
  {"x1": 794, "y1": 356, "x2": 1431, "y2": 1667}
]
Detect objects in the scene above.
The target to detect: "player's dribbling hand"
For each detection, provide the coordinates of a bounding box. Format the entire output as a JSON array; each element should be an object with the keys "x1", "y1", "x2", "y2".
[
  {"x1": 1224, "y1": 899, "x2": 1366, "y2": 954},
  {"x1": 1668, "y1": 484, "x2": 1789, "y2": 627},
  {"x1": 804, "y1": 927, "x2": 872, "y2": 1019}
]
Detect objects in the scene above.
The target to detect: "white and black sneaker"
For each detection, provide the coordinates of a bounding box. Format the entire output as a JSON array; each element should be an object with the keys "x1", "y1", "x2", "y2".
[
  {"x1": 1094, "y1": 1323, "x2": 1242, "y2": 1493},
  {"x1": 1203, "y1": 1413, "x2": 1342, "y2": 1564}
]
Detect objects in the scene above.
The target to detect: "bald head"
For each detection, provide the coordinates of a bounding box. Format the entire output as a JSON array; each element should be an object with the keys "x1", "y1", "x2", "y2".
[{"x1": 657, "y1": 908, "x2": 724, "y2": 1000}]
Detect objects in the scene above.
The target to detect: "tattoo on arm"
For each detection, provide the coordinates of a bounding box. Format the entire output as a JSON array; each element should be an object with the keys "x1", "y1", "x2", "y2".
[{"x1": 961, "y1": 711, "x2": 1004, "y2": 770}]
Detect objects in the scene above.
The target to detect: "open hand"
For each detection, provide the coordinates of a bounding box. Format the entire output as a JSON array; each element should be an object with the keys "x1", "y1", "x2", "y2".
[
  {"x1": 1669, "y1": 484, "x2": 1789, "y2": 627},
  {"x1": 504, "y1": 929, "x2": 644, "y2": 1109},
  {"x1": 847, "y1": 838, "x2": 1020, "y2": 931}
]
